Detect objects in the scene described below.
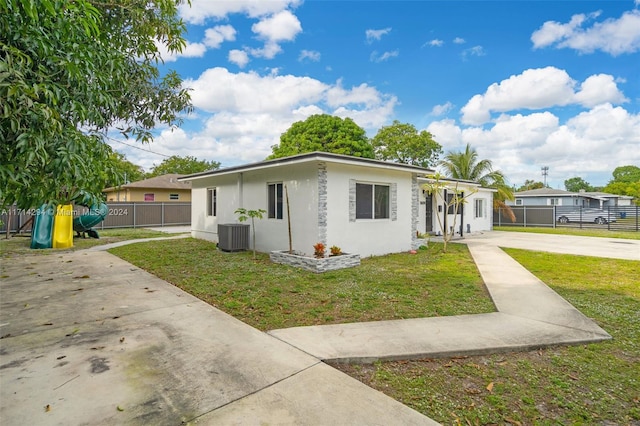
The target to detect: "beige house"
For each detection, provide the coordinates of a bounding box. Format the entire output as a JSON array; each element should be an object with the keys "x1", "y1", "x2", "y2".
[{"x1": 103, "y1": 174, "x2": 191, "y2": 202}]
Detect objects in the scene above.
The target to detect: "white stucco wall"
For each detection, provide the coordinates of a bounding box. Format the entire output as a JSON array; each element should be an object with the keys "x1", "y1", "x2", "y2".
[{"x1": 325, "y1": 163, "x2": 414, "y2": 257}]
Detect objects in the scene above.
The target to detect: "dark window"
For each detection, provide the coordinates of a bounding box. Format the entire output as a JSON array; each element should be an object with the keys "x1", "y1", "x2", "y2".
[
  {"x1": 356, "y1": 183, "x2": 389, "y2": 219},
  {"x1": 169, "y1": 193, "x2": 179, "y2": 200},
  {"x1": 207, "y1": 188, "x2": 216, "y2": 216},
  {"x1": 268, "y1": 183, "x2": 283, "y2": 219}
]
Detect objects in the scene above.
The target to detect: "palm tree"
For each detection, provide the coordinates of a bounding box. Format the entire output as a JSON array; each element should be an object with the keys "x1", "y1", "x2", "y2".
[{"x1": 439, "y1": 144, "x2": 515, "y2": 222}]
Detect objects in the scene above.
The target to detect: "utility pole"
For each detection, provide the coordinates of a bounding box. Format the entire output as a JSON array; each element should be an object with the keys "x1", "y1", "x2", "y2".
[{"x1": 541, "y1": 166, "x2": 549, "y2": 187}]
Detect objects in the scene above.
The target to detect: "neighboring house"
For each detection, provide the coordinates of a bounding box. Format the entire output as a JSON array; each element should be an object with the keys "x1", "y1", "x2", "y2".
[
  {"x1": 103, "y1": 174, "x2": 192, "y2": 202},
  {"x1": 180, "y1": 152, "x2": 494, "y2": 257},
  {"x1": 508, "y1": 188, "x2": 633, "y2": 208}
]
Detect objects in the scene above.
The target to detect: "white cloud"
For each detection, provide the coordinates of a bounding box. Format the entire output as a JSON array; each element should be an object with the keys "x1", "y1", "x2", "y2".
[
  {"x1": 531, "y1": 9, "x2": 640, "y2": 56},
  {"x1": 427, "y1": 104, "x2": 640, "y2": 187},
  {"x1": 461, "y1": 45, "x2": 485, "y2": 60},
  {"x1": 460, "y1": 67, "x2": 627, "y2": 125},
  {"x1": 252, "y1": 10, "x2": 302, "y2": 42},
  {"x1": 431, "y1": 102, "x2": 454, "y2": 116},
  {"x1": 425, "y1": 39, "x2": 443, "y2": 47},
  {"x1": 366, "y1": 27, "x2": 392, "y2": 43},
  {"x1": 157, "y1": 67, "x2": 398, "y2": 166},
  {"x1": 203, "y1": 25, "x2": 236, "y2": 48},
  {"x1": 453, "y1": 37, "x2": 466, "y2": 44},
  {"x1": 370, "y1": 50, "x2": 399, "y2": 63},
  {"x1": 179, "y1": 0, "x2": 301, "y2": 24},
  {"x1": 228, "y1": 50, "x2": 250, "y2": 68},
  {"x1": 299, "y1": 49, "x2": 321, "y2": 62}
]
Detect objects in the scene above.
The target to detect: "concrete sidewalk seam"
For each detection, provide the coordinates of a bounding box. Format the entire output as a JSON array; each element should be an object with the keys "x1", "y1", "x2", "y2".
[{"x1": 184, "y1": 360, "x2": 324, "y2": 424}]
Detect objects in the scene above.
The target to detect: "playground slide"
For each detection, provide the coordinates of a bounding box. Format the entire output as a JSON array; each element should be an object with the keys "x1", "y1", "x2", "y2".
[
  {"x1": 30, "y1": 204, "x2": 55, "y2": 249},
  {"x1": 73, "y1": 202, "x2": 108, "y2": 238},
  {"x1": 53, "y1": 205, "x2": 73, "y2": 248}
]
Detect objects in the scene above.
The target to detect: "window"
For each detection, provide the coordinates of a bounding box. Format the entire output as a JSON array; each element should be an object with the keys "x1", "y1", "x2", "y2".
[
  {"x1": 169, "y1": 193, "x2": 179, "y2": 200},
  {"x1": 515, "y1": 199, "x2": 523, "y2": 206},
  {"x1": 207, "y1": 188, "x2": 217, "y2": 216},
  {"x1": 474, "y1": 199, "x2": 485, "y2": 218},
  {"x1": 268, "y1": 183, "x2": 283, "y2": 219},
  {"x1": 144, "y1": 193, "x2": 155, "y2": 202},
  {"x1": 356, "y1": 183, "x2": 389, "y2": 219},
  {"x1": 446, "y1": 191, "x2": 464, "y2": 214},
  {"x1": 548, "y1": 198, "x2": 561, "y2": 206}
]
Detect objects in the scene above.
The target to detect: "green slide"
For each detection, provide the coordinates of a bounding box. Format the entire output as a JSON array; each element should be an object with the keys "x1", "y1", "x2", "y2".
[
  {"x1": 30, "y1": 204, "x2": 55, "y2": 249},
  {"x1": 73, "y1": 202, "x2": 109, "y2": 238}
]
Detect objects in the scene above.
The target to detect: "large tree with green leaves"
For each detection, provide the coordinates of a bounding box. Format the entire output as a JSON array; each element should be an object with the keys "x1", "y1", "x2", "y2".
[
  {"x1": 604, "y1": 165, "x2": 640, "y2": 204},
  {"x1": 147, "y1": 155, "x2": 220, "y2": 178},
  {"x1": 371, "y1": 120, "x2": 442, "y2": 168},
  {"x1": 0, "y1": 0, "x2": 191, "y2": 209},
  {"x1": 268, "y1": 114, "x2": 374, "y2": 159},
  {"x1": 516, "y1": 180, "x2": 545, "y2": 191},
  {"x1": 564, "y1": 177, "x2": 594, "y2": 193},
  {"x1": 439, "y1": 143, "x2": 515, "y2": 221}
]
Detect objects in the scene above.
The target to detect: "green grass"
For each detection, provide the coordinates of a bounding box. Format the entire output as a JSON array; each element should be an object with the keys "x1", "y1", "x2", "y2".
[
  {"x1": 333, "y1": 250, "x2": 640, "y2": 425},
  {"x1": 494, "y1": 225, "x2": 640, "y2": 240},
  {"x1": 0, "y1": 228, "x2": 172, "y2": 258},
  {"x1": 108, "y1": 238, "x2": 495, "y2": 330}
]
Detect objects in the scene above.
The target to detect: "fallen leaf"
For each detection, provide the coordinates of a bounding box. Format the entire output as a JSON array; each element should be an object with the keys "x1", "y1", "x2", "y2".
[
  {"x1": 486, "y1": 382, "x2": 494, "y2": 392},
  {"x1": 73, "y1": 275, "x2": 90, "y2": 279},
  {"x1": 90, "y1": 346, "x2": 105, "y2": 350},
  {"x1": 42, "y1": 322, "x2": 53, "y2": 326},
  {"x1": 45, "y1": 404, "x2": 51, "y2": 412},
  {"x1": 120, "y1": 337, "x2": 125, "y2": 343},
  {"x1": 56, "y1": 355, "x2": 66, "y2": 360},
  {"x1": 117, "y1": 405, "x2": 124, "y2": 412},
  {"x1": 505, "y1": 417, "x2": 522, "y2": 426},
  {"x1": 569, "y1": 373, "x2": 579, "y2": 381}
]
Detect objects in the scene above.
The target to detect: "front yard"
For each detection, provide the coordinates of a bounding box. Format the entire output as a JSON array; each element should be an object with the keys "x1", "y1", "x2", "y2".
[{"x1": 110, "y1": 237, "x2": 639, "y2": 425}]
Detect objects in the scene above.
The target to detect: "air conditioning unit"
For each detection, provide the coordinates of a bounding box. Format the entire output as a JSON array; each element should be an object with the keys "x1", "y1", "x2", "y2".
[{"x1": 217, "y1": 223, "x2": 250, "y2": 252}]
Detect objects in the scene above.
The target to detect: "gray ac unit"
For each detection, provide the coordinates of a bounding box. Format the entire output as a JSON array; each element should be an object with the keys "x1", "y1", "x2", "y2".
[{"x1": 217, "y1": 223, "x2": 250, "y2": 252}]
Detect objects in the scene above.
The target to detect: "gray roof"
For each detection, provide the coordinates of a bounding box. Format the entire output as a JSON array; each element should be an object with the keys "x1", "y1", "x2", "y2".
[
  {"x1": 179, "y1": 151, "x2": 437, "y2": 181},
  {"x1": 515, "y1": 188, "x2": 574, "y2": 197}
]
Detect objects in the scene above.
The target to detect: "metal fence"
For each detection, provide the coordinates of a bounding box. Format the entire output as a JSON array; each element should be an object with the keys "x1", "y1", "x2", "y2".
[
  {"x1": 1, "y1": 202, "x2": 191, "y2": 234},
  {"x1": 494, "y1": 205, "x2": 640, "y2": 232}
]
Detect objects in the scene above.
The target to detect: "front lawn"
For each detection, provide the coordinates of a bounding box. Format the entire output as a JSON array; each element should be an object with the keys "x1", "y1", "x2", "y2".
[
  {"x1": 109, "y1": 238, "x2": 495, "y2": 330},
  {"x1": 333, "y1": 249, "x2": 640, "y2": 424}
]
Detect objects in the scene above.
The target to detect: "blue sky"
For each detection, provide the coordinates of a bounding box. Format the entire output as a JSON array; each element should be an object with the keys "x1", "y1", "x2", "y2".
[{"x1": 109, "y1": 0, "x2": 640, "y2": 189}]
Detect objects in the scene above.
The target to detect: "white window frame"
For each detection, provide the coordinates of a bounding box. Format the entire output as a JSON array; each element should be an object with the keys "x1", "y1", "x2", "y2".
[
  {"x1": 515, "y1": 199, "x2": 523, "y2": 206},
  {"x1": 548, "y1": 198, "x2": 561, "y2": 206}
]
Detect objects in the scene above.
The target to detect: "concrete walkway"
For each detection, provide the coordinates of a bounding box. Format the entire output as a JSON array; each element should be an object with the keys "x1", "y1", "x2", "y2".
[
  {"x1": 0, "y1": 231, "x2": 630, "y2": 425},
  {"x1": 268, "y1": 234, "x2": 613, "y2": 362}
]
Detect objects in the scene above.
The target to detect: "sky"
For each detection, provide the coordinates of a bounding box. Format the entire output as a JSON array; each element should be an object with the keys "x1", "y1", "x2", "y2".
[{"x1": 108, "y1": 0, "x2": 640, "y2": 189}]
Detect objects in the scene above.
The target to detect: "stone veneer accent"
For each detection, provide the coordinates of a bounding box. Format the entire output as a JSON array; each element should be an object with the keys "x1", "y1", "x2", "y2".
[
  {"x1": 411, "y1": 174, "x2": 419, "y2": 249},
  {"x1": 270, "y1": 251, "x2": 361, "y2": 273},
  {"x1": 317, "y1": 162, "x2": 327, "y2": 245}
]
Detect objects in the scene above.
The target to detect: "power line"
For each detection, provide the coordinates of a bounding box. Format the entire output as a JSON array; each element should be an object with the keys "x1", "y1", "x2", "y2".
[{"x1": 105, "y1": 135, "x2": 172, "y2": 158}]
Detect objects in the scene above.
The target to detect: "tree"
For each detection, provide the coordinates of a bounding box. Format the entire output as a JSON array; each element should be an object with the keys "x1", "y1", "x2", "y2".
[
  {"x1": 438, "y1": 144, "x2": 515, "y2": 222},
  {"x1": 147, "y1": 155, "x2": 220, "y2": 178},
  {"x1": 604, "y1": 165, "x2": 640, "y2": 204},
  {"x1": 235, "y1": 208, "x2": 266, "y2": 260},
  {"x1": 1, "y1": 0, "x2": 191, "y2": 210},
  {"x1": 610, "y1": 165, "x2": 640, "y2": 184},
  {"x1": 269, "y1": 114, "x2": 374, "y2": 159},
  {"x1": 371, "y1": 120, "x2": 442, "y2": 168},
  {"x1": 564, "y1": 177, "x2": 594, "y2": 192},
  {"x1": 517, "y1": 180, "x2": 545, "y2": 191},
  {"x1": 422, "y1": 174, "x2": 475, "y2": 252},
  {"x1": 108, "y1": 152, "x2": 146, "y2": 187}
]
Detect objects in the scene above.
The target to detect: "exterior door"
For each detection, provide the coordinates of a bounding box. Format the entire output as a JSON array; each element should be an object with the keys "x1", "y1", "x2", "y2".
[{"x1": 425, "y1": 194, "x2": 433, "y2": 232}]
